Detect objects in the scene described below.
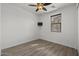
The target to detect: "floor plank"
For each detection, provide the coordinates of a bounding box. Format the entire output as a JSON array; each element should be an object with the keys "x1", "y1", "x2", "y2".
[{"x1": 1, "y1": 39, "x2": 78, "y2": 56}]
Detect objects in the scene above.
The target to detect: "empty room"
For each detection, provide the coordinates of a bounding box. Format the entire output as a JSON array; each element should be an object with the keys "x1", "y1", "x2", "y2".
[{"x1": 0, "y1": 3, "x2": 79, "y2": 56}]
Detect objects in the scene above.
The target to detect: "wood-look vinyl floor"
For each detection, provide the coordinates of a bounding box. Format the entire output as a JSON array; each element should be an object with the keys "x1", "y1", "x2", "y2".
[{"x1": 1, "y1": 39, "x2": 78, "y2": 56}]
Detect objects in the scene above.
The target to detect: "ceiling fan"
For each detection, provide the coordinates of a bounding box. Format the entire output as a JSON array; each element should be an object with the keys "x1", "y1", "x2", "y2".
[{"x1": 28, "y1": 3, "x2": 54, "y2": 12}]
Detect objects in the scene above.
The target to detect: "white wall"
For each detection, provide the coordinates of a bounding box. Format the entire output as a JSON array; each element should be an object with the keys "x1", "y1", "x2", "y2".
[
  {"x1": 2, "y1": 4, "x2": 39, "y2": 49},
  {"x1": 0, "y1": 3, "x2": 1, "y2": 55},
  {"x1": 78, "y1": 4, "x2": 79, "y2": 54},
  {"x1": 35, "y1": 14, "x2": 43, "y2": 38},
  {"x1": 40, "y1": 4, "x2": 78, "y2": 49}
]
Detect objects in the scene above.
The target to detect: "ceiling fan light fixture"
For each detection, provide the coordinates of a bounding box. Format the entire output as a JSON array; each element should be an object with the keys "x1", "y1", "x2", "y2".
[
  {"x1": 36, "y1": 3, "x2": 44, "y2": 11},
  {"x1": 28, "y1": 3, "x2": 52, "y2": 12}
]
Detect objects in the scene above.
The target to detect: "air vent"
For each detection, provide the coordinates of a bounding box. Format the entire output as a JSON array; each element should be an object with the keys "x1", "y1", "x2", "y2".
[{"x1": 37, "y1": 22, "x2": 43, "y2": 26}]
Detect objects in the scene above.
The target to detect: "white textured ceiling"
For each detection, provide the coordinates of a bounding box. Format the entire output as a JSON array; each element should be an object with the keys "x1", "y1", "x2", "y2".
[{"x1": 16, "y1": 3, "x2": 73, "y2": 14}]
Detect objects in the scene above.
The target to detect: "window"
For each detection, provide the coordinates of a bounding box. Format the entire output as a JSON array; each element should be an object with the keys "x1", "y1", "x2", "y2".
[{"x1": 51, "y1": 13, "x2": 61, "y2": 32}]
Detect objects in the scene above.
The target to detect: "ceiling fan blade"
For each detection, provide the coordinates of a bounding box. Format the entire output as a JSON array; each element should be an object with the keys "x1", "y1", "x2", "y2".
[
  {"x1": 43, "y1": 3, "x2": 52, "y2": 6},
  {"x1": 43, "y1": 7, "x2": 47, "y2": 11},
  {"x1": 28, "y1": 4, "x2": 36, "y2": 6},
  {"x1": 36, "y1": 9, "x2": 39, "y2": 12}
]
